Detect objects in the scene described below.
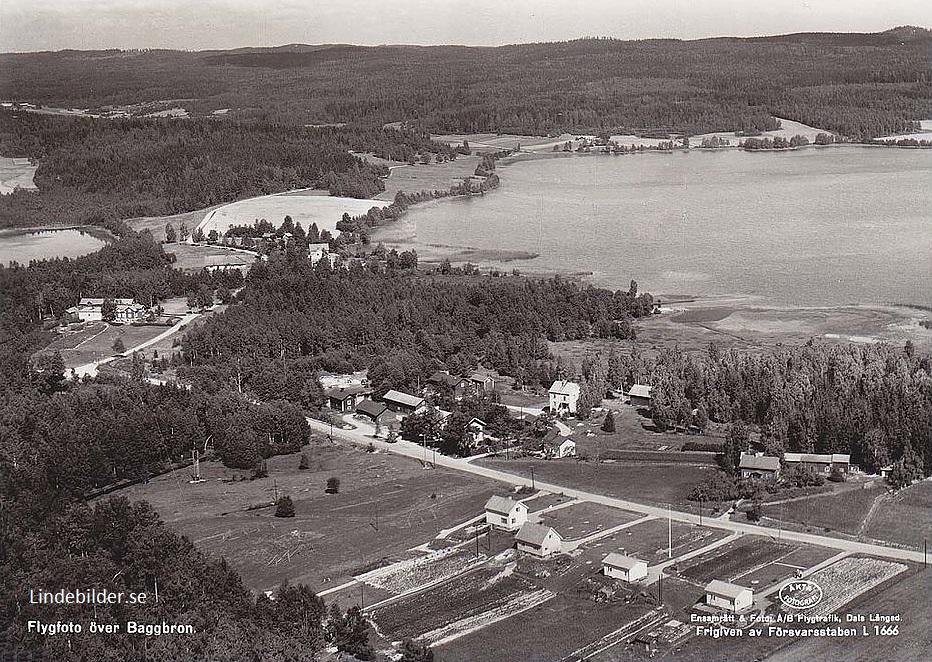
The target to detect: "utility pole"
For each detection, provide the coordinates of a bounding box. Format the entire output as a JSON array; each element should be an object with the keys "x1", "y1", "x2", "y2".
[
  {"x1": 668, "y1": 504, "x2": 673, "y2": 558},
  {"x1": 698, "y1": 496, "x2": 703, "y2": 526},
  {"x1": 531, "y1": 467, "x2": 536, "y2": 490},
  {"x1": 658, "y1": 571, "x2": 663, "y2": 603}
]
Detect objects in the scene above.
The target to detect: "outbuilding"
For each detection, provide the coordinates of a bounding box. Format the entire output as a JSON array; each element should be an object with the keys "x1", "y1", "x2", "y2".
[
  {"x1": 381, "y1": 389, "x2": 426, "y2": 415},
  {"x1": 739, "y1": 453, "x2": 781, "y2": 480},
  {"x1": 354, "y1": 399, "x2": 391, "y2": 425},
  {"x1": 627, "y1": 384, "x2": 653, "y2": 408},
  {"x1": 602, "y1": 553, "x2": 649, "y2": 582},
  {"x1": 484, "y1": 496, "x2": 528, "y2": 531},
  {"x1": 544, "y1": 438, "x2": 577, "y2": 459},
  {"x1": 515, "y1": 522, "x2": 563, "y2": 557},
  {"x1": 705, "y1": 580, "x2": 753, "y2": 613}
]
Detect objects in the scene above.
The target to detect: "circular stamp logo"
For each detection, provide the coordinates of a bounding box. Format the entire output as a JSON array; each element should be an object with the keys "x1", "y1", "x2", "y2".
[{"x1": 779, "y1": 579, "x2": 824, "y2": 610}]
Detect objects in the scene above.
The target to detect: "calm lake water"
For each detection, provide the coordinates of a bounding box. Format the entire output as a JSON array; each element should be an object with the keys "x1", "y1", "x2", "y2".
[
  {"x1": 0, "y1": 227, "x2": 110, "y2": 265},
  {"x1": 403, "y1": 147, "x2": 932, "y2": 307}
]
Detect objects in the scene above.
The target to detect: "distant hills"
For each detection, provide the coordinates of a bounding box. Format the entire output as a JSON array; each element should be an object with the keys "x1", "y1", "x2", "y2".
[{"x1": 1, "y1": 27, "x2": 930, "y2": 139}]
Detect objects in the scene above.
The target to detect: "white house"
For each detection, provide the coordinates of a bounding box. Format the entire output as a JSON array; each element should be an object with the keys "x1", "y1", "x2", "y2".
[
  {"x1": 602, "y1": 553, "x2": 648, "y2": 582},
  {"x1": 515, "y1": 522, "x2": 562, "y2": 557},
  {"x1": 484, "y1": 496, "x2": 528, "y2": 531},
  {"x1": 66, "y1": 297, "x2": 146, "y2": 323},
  {"x1": 549, "y1": 380, "x2": 581, "y2": 414},
  {"x1": 308, "y1": 243, "x2": 330, "y2": 265},
  {"x1": 466, "y1": 418, "x2": 488, "y2": 446},
  {"x1": 544, "y1": 438, "x2": 577, "y2": 459},
  {"x1": 705, "y1": 580, "x2": 754, "y2": 613}
]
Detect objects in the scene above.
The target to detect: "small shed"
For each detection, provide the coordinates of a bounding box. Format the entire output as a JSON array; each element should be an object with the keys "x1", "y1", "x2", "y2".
[
  {"x1": 602, "y1": 553, "x2": 648, "y2": 582},
  {"x1": 484, "y1": 495, "x2": 528, "y2": 531},
  {"x1": 705, "y1": 580, "x2": 753, "y2": 613},
  {"x1": 628, "y1": 384, "x2": 653, "y2": 408},
  {"x1": 544, "y1": 438, "x2": 577, "y2": 459},
  {"x1": 355, "y1": 399, "x2": 391, "y2": 425},
  {"x1": 515, "y1": 522, "x2": 562, "y2": 557}
]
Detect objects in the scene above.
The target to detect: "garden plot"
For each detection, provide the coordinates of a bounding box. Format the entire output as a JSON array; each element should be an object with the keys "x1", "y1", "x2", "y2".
[
  {"x1": 370, "y1": 564, "x2": 554, "y2": 644},
  {"x1": 612, "y1": 519, "x2": 727, "y2": 562},
  {"x1": 357, "y1": 547, "x2": 483, "y2": 595},
  {"x1": 679, "y1": 538, "x2": 795, "y2": 585},
  {"x1": 535, "y1": 501, "x2": 641, "y2": 540},
  {"x1": 783, "y1": 556, "x2": 907, "y2": 618}
]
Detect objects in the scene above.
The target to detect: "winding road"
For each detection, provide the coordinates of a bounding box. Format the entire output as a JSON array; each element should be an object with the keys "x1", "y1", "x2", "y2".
[{"x1": 306, "y1": 415, "x2": 929, "y2": 565}]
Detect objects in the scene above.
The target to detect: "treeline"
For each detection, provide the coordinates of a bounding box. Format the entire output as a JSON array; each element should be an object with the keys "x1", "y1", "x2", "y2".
[
  {"x1": 180, "y1": 260, "x2": 654, "y2": 400},
  {"x1": 600, "y1": 342, "x2": 931, "y2": 479},
  {"x1": 0, "y1": 110, "x2": 451, "y2": 229},
  {"x1": 2, "y1": 28, "x2": 929, "y2": 139}
]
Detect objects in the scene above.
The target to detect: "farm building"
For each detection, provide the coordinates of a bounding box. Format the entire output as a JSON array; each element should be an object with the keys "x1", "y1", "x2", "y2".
[
  {"x1": 484, "y1": 496, "x2": 528, "y2": 531},
  {"x1": 66, "y1": 297, "x2": 146, "y2": 324},
  {"x1": 602, "y1": 553, "x2": 649, "y2": 582},
  {"x1": 782, "y1": 452, "x2": 851, "y2": 475},
  {"x1": 354, "y1": 399, "x2": 391, "y2": 425},
  {"x1": 468, "y1": 372, "x2": 496, "y2": 392},
  {"x1": 739, "y1": 453, "x2": 781, "y2": 479},
  {"x1": 325, "y1": 385, "x2": 370, "y2": 412},
  {"x1": 705, "y1": 580, "x2": 753, "y2": 613},
  {"x1": 381, "y1": 390, "x2": 427, "y2": 415},
  {"x1": 628, "y1": 384, "x2": 653, "y2": 407},
  {"x1": 424, "y1": 371, "x2": 471, "y2": 399},
  {"x1": 549, "y1": 380, "x2": 581, "y2": 414},
  {"x1": 515, "y1": 522, "x2": 563, "y2": 557},
  {"x1": 544, "y1": 438, "x2": 577, "y2": 459}
]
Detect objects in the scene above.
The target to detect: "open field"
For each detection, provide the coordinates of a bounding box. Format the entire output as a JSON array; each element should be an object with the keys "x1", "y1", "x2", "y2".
[
  {"x1": 535, "y1": 501, "x2": 641, "y2": 540},
  {"x1": 198, "y1": 192, "x2": 384, "y2": 236},
  {"x1": 678, "y1": 538, "x2": 796, "y2": 585},
  {"x1": 0, "y1": 156, "x2": 37, "y2": 194},
  {"x1": 164, "y1": 242, "x2": 258, "y2": 271},
  {"x1": 115, "y1": 444, "x2": 502, "y2": 592},
  {"x1": 766, "y1": 565, "x2": 932, "y2": 662},
  {"x1": 476, "y1": 457, "x2": 717, "y2": 510},
  {"x1": 126, "y1": 206, "x2": 223, "y2": 242},
  {"x1": 42, "y1": 322, "x2": 168, "y2": 370},
  {"x1": 614, "y1": 519, "x2": 729, "y2": 563},
  {"x1": 376, "y1": 155, "x2": 481, "y2": 200},
  {"x1": 864, "y1": 480, "x2": 932, "y2": 549},
  {"x1": 431, "y1": 133, "x2": 573, "y2": 153},
  {"x1": 762, "y1": 483, "x2": 886, "y2": 536}
]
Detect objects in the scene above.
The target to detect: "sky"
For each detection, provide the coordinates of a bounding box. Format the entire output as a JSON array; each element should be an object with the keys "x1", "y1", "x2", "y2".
[{"x1": 1, "y1": 0, "x2": 930, "y2": 52}]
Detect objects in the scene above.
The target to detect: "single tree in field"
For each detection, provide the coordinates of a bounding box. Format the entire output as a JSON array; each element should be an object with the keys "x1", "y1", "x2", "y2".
[
  {"x1": 100, "y1": 298, "x2": 117, "y2": 323},
  {"x1": 112, "y1": 337, "x2": 125, "y2": 353},
  {"x1": 298, "y1": 453, "x2": 309, "y2": 470},
  {"x1": 217, "y1": 285, "x2": 233, "y2": 304},
  {"x1": 400, "y1": 639, "x2": 435, "y2": 662},
  {"x1": 164, "y1": 223, "x2": 177, "y2": 243},
  {"x1": 274, "y1": 496, "x2": 295, "y2": 518},
  {"x1": 178, "y1": 221, "x2": 189, "y2": 242},
  {"x1": 326, "y1": 477, "x2": 340, "y2": 494},
  {"x1": 601, "y1": 411, "x2": 616, "y2": 433}
]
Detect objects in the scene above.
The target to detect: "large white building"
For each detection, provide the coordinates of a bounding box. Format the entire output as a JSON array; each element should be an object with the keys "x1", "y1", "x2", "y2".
[
  {"x1": 66, "y1": 298, "x2": 146, "y2": 323},
  {"x1": 549, "y1": 380, "x2": 581, "y2": 414}
]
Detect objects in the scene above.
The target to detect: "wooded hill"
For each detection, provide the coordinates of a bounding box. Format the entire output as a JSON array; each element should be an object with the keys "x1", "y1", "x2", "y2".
[{"x1": 2, "y1": 27, "x2": 930, "y2": 139}]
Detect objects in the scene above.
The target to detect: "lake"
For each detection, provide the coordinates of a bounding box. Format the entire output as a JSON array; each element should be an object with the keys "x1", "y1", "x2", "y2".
[
  {"x1": 398, "y1": 147, "x2": 932, "y2": 307},
  {"x1": 0, "y1": 227, "x2": 111, "y2": 265}
]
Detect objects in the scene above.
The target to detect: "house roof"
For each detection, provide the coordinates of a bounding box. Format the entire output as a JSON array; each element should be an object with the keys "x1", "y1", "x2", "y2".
[
  {"x1": 469, "y1": 372, "x2": 493, "y2": 383},
  {"x1": 603, "y1": 553, "x2": 646, "y2": 570},
  {"x1": 549, "y1": 380, "x2": 580, "y2": 396},
  {"x1": 355, "y1": 399, "x2": 388, "y2": 418},
  {"x1": 628, "y1": 384, "x2": 653, "y2": 399},
  {"x1": 484, "y1": 495, "x2": 525, "y2": 515},
  {"x1": 79, "y1": 297, "x2": 135, "y2": 306},
  {"x1": 739, "y1": 454, "x2": 781, "y2": 472},
  {"x1": 467, "y1": 418, "x2": 487, "y2": 428},
  {"x1": 382, "y1": 389, "x2": 425, "y2": 408},
  {"x1": 515, "y1": 522, "x2": 561, "y2": 547},
  {"x1": 324, "y1": 385, "x2": 369, "y2": 400},
  {"x1": 427, "y1": 371, "x2": 464, "y2": 387},
  {"x1": 783, "y1": 453, "x2": 850, "y2": 464},
  {"x1": 705, "y1": 580, "x2": 751, "y2": 600}
]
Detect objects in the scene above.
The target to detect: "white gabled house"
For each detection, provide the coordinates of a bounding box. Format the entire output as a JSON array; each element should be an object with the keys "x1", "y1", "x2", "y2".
[
  {"x1": 544, "y1": 438, "x2": 577, "y2": 459},
  {"x1": 514, "y1": 522, "x2": 562, "y2": 557},
  {"x1": 484, "y1": 495, "x2": 528, "y2": 531},
  {"x1": 549, "y1": 380, "x2": 580, "y2": 414},
  {"x1": 705, "y1": 580, "x2": 753, "y2": 613},
  {"x1": 602, "y1": 553, "x2": 648, "y2": 582}
]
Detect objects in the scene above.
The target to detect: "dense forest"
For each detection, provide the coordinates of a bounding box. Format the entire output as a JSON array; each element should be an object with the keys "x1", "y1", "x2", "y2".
[
  {"x1": 180, "y1": 256, "x2": 655, "y2": 400},
  {"x1": 0, "y1": 110, "x2": 454, "y2": 229},
  {"x1": 584, "y1": 342, "x2": 932, "y2": 481},
  {"x1": 1, "y1": 28, "x2": 930, "y2": 139}
]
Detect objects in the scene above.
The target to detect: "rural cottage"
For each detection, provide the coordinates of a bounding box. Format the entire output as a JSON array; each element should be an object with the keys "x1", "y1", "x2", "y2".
[
  {"x1": 484, "y1": 496, "x2": 529, "y2": 531},
  {"x1": 515, "y1": 522, "x2": 563, "y2": 557},
  {"x1": 705, "y1": 580, "x2": 753, "y2": 613},
  {"x1": 602, "y1": 553, "x2": 649, "y2": 582}
]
